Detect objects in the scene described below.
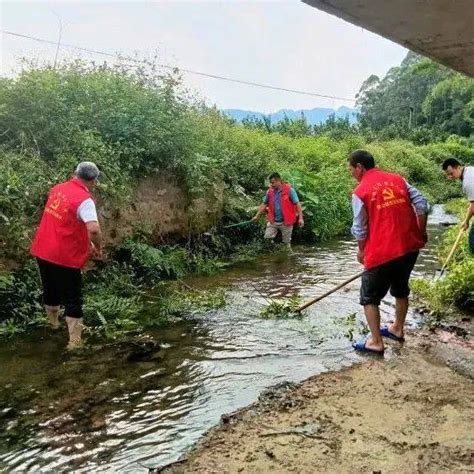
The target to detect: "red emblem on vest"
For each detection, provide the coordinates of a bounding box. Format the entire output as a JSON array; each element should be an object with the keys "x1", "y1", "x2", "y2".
[
  {"x1": 31, "y1": 178, "x2": 93, "y2": 269},
  {"x1": 354, "y1": 169, "x2": 424, "y2": 269}
]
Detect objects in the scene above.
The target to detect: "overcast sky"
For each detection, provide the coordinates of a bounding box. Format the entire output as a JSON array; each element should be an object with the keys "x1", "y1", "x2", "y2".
[{"x1": 0, "y1": 0, "x2": 407, "y2": 112}]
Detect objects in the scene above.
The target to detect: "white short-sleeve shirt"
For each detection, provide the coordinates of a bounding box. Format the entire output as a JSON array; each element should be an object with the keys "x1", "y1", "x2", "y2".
[
  {"x1": 77, "y1": 198, "x2": 98, "y2": 223},
  {"x1": 463, "y1": 166, "x2": 474, "y2": 202}
]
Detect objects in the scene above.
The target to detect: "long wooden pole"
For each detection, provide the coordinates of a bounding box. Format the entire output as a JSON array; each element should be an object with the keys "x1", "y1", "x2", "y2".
[
  {"x1": 222, "y1": 220, "x2": 253, "y2": 229},
  {"x1": 296, "y1": 270, "x2": 365, "y2": 312},
  {"x1": 438, "y1": 227, "x2": 466, "y2": 277}
]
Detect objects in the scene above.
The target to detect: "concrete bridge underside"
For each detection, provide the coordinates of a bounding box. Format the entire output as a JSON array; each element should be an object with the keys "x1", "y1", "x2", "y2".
[{"x1": 304, "y1": 0, "x2": 474, "y2": 77}]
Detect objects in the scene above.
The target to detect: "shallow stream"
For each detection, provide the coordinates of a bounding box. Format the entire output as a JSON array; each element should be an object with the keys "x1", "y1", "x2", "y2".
[{"x1": 0, "y1": 206, "x2": 453, "y2": 472}]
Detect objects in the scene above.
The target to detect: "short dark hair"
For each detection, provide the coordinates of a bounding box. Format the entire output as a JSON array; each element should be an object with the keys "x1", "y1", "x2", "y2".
[
  {"x1": 442, "y1": 157, "x2": 462, "y2": 170},
  {"x1": 269, "y1": 172, "x2": 281, "y2": 181},
  {"x1": 348, "y1": 150, "x2": 375, "y2": 170}
]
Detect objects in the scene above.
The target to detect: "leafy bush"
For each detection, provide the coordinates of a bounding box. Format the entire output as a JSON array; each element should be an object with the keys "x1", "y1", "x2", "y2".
[
  {"x1": 412, "y1": 258, "x2": 474, "y2": 317},
  {"x1": 0, "y1": 151, "x2": 52, "y2": 260},
  {"x1": 84, "y1": 293, "x2": 144, "y2": 338},
  {"x1": 413, "y1": 199, "x2": 474, "y2": 318},
  {"x1": 283, "y1": 167, "x2": 352, "y2": 241},
  {"x1": 116, "y1": 240, "x2": 189, "y2": 283},
  {"x1": 0, "y1": 261, "x2": 43, "y2": 329},
  {"x1": 0, "y1": 61, "x2": 192, "y2": 173}
]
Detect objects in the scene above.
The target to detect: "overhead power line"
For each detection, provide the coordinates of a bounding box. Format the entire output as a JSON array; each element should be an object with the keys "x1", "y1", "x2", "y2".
[{"x1": 1, "y1": 29, "x2": 356, "y2": 103}]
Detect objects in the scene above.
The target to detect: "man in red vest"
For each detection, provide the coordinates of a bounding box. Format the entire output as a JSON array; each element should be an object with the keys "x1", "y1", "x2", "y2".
[
  {"x1": 349, "y1": 150, "x2": 428, "y2": 354},
  {"x1": 31, "y1": 162, "x2": 103, "y2": 350},
  {"x1": 252, "y1": 172, "x2": 304, "y2": 246}
]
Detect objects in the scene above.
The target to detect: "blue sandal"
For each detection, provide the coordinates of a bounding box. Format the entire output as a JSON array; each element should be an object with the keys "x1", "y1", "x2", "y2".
[
  {"x1": 380, "y1": 326, "x2": 405, "y2": 342},
  {"x1": 352, "y1": 340, "x2": 385, "y2": 355}
]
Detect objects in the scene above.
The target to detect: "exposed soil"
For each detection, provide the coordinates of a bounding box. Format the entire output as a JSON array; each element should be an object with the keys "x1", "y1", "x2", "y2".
[
  {"x1": 100, "y1": 173, "x2": 224, "y2": 247},
  {"x1": 162, "y1": 330, "x2": 474, "y2": 474}
]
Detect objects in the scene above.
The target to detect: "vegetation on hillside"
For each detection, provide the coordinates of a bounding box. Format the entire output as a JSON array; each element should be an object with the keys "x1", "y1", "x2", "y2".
[
  {"x1": 0, "y1": 53, "x2": 472, "y2": 337},
  {"x1": 356, "y1": 52, "x2": 474, "y2": 142}
]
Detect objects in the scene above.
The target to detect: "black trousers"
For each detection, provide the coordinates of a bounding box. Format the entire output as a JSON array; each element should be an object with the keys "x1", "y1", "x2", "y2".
[
  {"x1": 360, "y1": 251, "x2": 419, "y2": 306},
  {"x1": 37, "y1": 258, "x2": 83, "y2": 318}
]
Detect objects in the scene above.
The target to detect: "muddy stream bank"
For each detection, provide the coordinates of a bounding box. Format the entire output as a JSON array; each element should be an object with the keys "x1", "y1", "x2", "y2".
[
  {"x1": 0, "y1": 207, "x2": 462, "y2": 472},
  {"x1": 164, "y1": 337, "x2": 473, "y2": 474}
]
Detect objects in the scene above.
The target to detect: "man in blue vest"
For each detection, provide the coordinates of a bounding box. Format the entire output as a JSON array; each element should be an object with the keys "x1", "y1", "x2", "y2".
[{"x1": 252, "y1": 172, "x2": 304, "y2": 246}]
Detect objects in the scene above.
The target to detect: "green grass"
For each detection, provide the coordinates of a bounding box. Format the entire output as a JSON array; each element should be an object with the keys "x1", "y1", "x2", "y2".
[{"x1": 412, "y1": 199, "x2": 473, "y2": 322}]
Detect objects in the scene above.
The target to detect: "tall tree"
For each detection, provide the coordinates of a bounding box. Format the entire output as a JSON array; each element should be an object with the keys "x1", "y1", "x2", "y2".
[
  {"x1": 422, "y1": 73, "x2": 474, "y2": 136},
  {"x1": 355, "y1": 52, "x2": 474, "y2": 137}
]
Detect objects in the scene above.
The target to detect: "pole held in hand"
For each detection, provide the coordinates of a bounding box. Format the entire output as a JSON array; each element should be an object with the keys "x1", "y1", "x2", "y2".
[
  {"x1": 438, "y1": 226, "x2": 466, "y2": 278},
  {"x1": 296, "y1": 270, "x2": 365, "y2": 312},
  {"x1": 222, "y1": 220, "x2": 254, "y2": 229}
]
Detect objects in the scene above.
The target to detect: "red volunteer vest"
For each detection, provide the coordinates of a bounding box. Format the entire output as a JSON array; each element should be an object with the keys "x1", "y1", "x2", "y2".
[
  {"x1": 267, "y1": 183, "x2": 298, "y2": 226},
  {"x1": 354, "y1": 168, "x2": 425, "y2": 269},
  {"x1": 31, "y1": 178, "x2": 93, "y2": 269}
]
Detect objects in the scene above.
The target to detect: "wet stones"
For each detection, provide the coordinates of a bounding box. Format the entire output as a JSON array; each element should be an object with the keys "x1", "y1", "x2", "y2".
[
  {"x1": 96, "y1": 336, "x2": 162, "y2": 362},
  {"x1": 257, "y1": 381, "x2": 305, "y2": 412},
  {"x1": 126, "y1": 339, "x2": 162, "y2": 362}
]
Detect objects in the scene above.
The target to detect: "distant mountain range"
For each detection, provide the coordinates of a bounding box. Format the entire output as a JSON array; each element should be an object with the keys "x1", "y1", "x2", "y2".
[{"x1": 223, "y1": 106, "x2": 358, "y2": 125}]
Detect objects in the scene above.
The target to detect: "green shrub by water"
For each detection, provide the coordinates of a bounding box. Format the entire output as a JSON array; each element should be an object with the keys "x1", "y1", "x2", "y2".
[
  {"x1": 412, "y1": 199, "x2": 474, "y2": 319},
  {"x1": 259, "y1": 296, "x2": 302, "y2": 319}
]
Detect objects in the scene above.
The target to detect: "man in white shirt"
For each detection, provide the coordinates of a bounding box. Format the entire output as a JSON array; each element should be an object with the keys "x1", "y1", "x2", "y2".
[
  {"x1": 442, "y1": 158, "x2": 474, "y2": 252},
  {"x1": 31, "y1": 162, "x2": 102, "y2": 349}
]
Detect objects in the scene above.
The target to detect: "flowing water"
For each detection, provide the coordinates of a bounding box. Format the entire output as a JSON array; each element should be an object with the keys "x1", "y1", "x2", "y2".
[{"x1": 0, "y1": 206, "x2": 454, "y2": 472}]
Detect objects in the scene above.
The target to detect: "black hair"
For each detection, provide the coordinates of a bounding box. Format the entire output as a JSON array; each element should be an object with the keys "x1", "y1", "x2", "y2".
[
  {"x1": 348, "y1": 150, "x2": 375, "y2": 170},
  {"x1": 269, "y1": 172, "x2": 281, "y2": 180},
  {"x1": 442, "y1": 157, "x2": 462, "y2": 170}
]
